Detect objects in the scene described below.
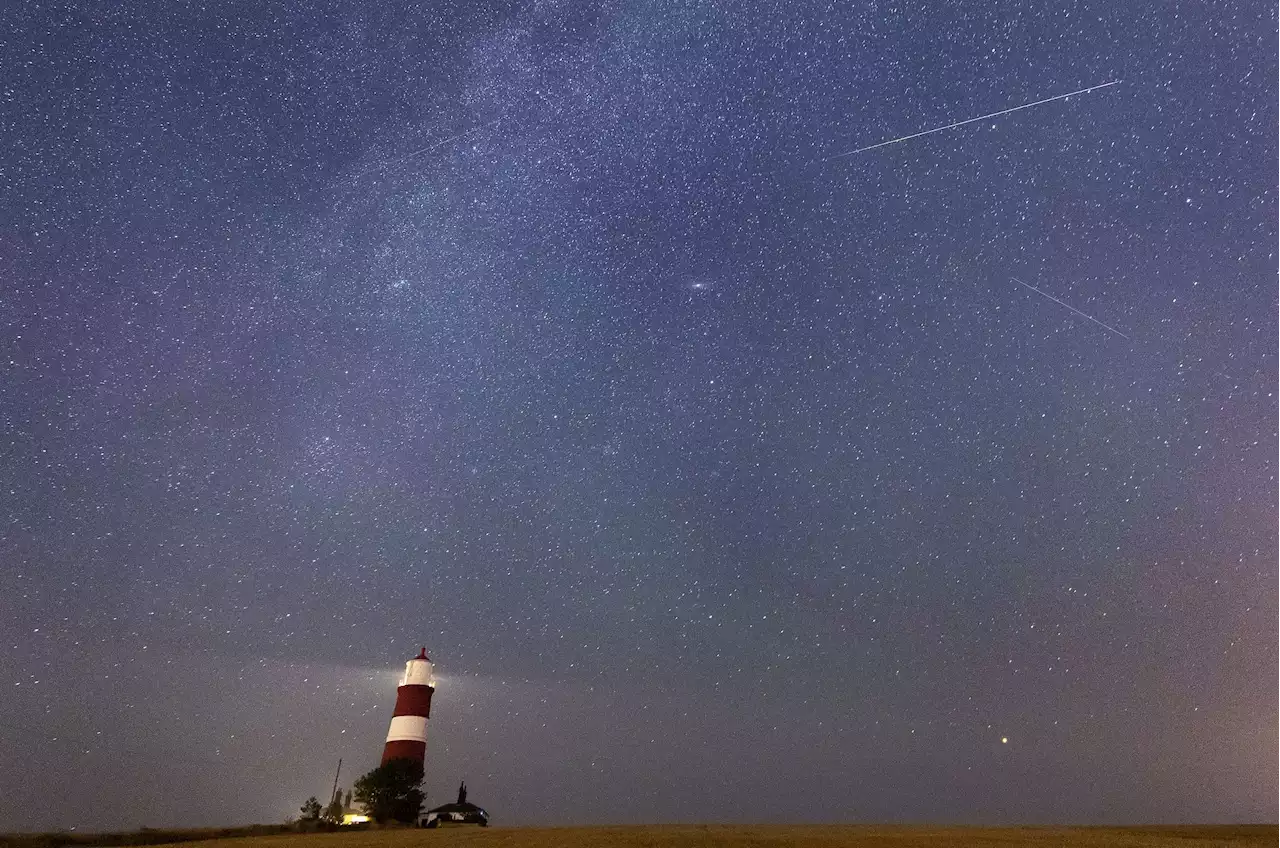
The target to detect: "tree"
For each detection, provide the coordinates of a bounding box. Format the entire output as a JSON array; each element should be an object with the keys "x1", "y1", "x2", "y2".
[
  {"x1": 352, "y1": 759, "x2": 425, "y2": 824},
  {"x1": 299, "y1": 797, "x2": 322, "y2": 821}
]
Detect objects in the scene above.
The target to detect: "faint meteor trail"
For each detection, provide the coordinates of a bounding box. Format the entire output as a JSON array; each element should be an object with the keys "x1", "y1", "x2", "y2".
[
  {"x1": 824, "y1": 80, "x2": 1122, "y2": 160},
  {"x1": 347, "y1": 117, "x2": 505, "y2": 180},
  {"x1": 1012, "y1": 276, "x2": 1130, "y2": 340},
  {"x1": 1013, "y1": 276, "x2": 1244, "y2": 385}
]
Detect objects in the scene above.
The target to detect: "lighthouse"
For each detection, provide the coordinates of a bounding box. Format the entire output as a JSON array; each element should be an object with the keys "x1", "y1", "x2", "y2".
[{"x1": 381, "y1": 647, "x2": 436, "y2": 766}]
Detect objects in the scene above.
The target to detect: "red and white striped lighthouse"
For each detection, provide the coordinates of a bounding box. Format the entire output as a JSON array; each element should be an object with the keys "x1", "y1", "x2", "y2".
[{"x1": 381, "y1": 647, "x2": 436, "y2": 766}]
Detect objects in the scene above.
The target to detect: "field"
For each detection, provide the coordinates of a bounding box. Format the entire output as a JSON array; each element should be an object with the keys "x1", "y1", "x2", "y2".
[{"x1": 35, "y1": 825, "x2": 1270, "y2": 848}]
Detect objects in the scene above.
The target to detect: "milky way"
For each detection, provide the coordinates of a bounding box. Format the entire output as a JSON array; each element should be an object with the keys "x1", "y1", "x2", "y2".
[{"x1": 1, "y1": 0, "x2": 1275, "y2": 831}]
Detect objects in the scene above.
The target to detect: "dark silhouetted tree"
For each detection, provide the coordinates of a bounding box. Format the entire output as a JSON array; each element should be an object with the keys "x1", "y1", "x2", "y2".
[
  {"x1": 352, "y1": 759, "x2": 425, "y2": 824},
  {"x1": 299, "y1": 797, "x2": 322, "y2": 821}
]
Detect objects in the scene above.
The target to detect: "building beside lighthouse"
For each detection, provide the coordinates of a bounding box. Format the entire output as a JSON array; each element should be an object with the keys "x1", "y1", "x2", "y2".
[
  {"x1": 382, "y1": 648, "x2": 436, "y2": 766},
  {"x1": 424, "y1": 782, "x2": 489, "y2": 827}
]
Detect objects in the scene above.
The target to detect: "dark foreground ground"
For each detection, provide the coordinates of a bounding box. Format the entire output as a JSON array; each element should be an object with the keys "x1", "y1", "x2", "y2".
[
  {"x1": 291, "y1": 825, "x2": 1275, "y2": 848},
  {"x1": 7, "y1": 825, "x2": 1274, "y2": 848}
]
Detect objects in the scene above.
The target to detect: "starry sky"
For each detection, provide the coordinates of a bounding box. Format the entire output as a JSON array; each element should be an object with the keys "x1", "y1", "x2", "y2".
[{"x1": 1, "y1": 0, "x2": 1275, "y2": 832}]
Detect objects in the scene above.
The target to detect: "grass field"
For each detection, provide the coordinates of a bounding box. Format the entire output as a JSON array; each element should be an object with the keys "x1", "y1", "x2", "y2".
[{"x1": 94, "y1": 824, "x2": 1275, "y2": 848}]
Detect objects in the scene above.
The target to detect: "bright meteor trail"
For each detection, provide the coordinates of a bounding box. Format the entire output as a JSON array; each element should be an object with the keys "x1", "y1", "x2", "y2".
[
  {"x1": 825, "y1": 80, "x2": 1122, "y2": 159},
  {"x1": 1012, "y1": 276, "x2": 1130, "y2": 340}
]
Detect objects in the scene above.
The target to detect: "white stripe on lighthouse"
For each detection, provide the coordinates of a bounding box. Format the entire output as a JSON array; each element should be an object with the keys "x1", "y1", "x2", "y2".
[{"x1": 385, "y1": 715, "x2": 428, "y2": 743}]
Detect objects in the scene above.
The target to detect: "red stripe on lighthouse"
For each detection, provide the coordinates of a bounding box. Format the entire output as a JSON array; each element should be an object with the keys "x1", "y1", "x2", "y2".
[
  {"x1": 381, "y1": 740, "x2": 427, "y2": 763},
  {"x1": 392, "y1": 685, "x2": 434, "y2": 718}
]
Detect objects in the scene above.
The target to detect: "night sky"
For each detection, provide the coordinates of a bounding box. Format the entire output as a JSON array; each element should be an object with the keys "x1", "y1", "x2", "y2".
[{"x1": 1, "y1": 0, "x2": 1275, "y2": 832}]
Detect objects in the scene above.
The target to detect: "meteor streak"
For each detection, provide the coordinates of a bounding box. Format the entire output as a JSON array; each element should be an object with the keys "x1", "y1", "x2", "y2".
[
  {"x1": 1012, "y1": 276, "x2": 1130, "y2": 340},
  {"x1": 349, "y1": 117, "x2": 505, "y2": 180},
  {"x1": 824, "y1": 80, "x2": 1122, "y2": 160}
]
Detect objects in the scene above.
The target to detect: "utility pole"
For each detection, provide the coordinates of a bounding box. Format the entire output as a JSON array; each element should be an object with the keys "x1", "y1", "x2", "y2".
[{"x1": 330, "y1": 758, "x2": 343, "y2": 806}]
